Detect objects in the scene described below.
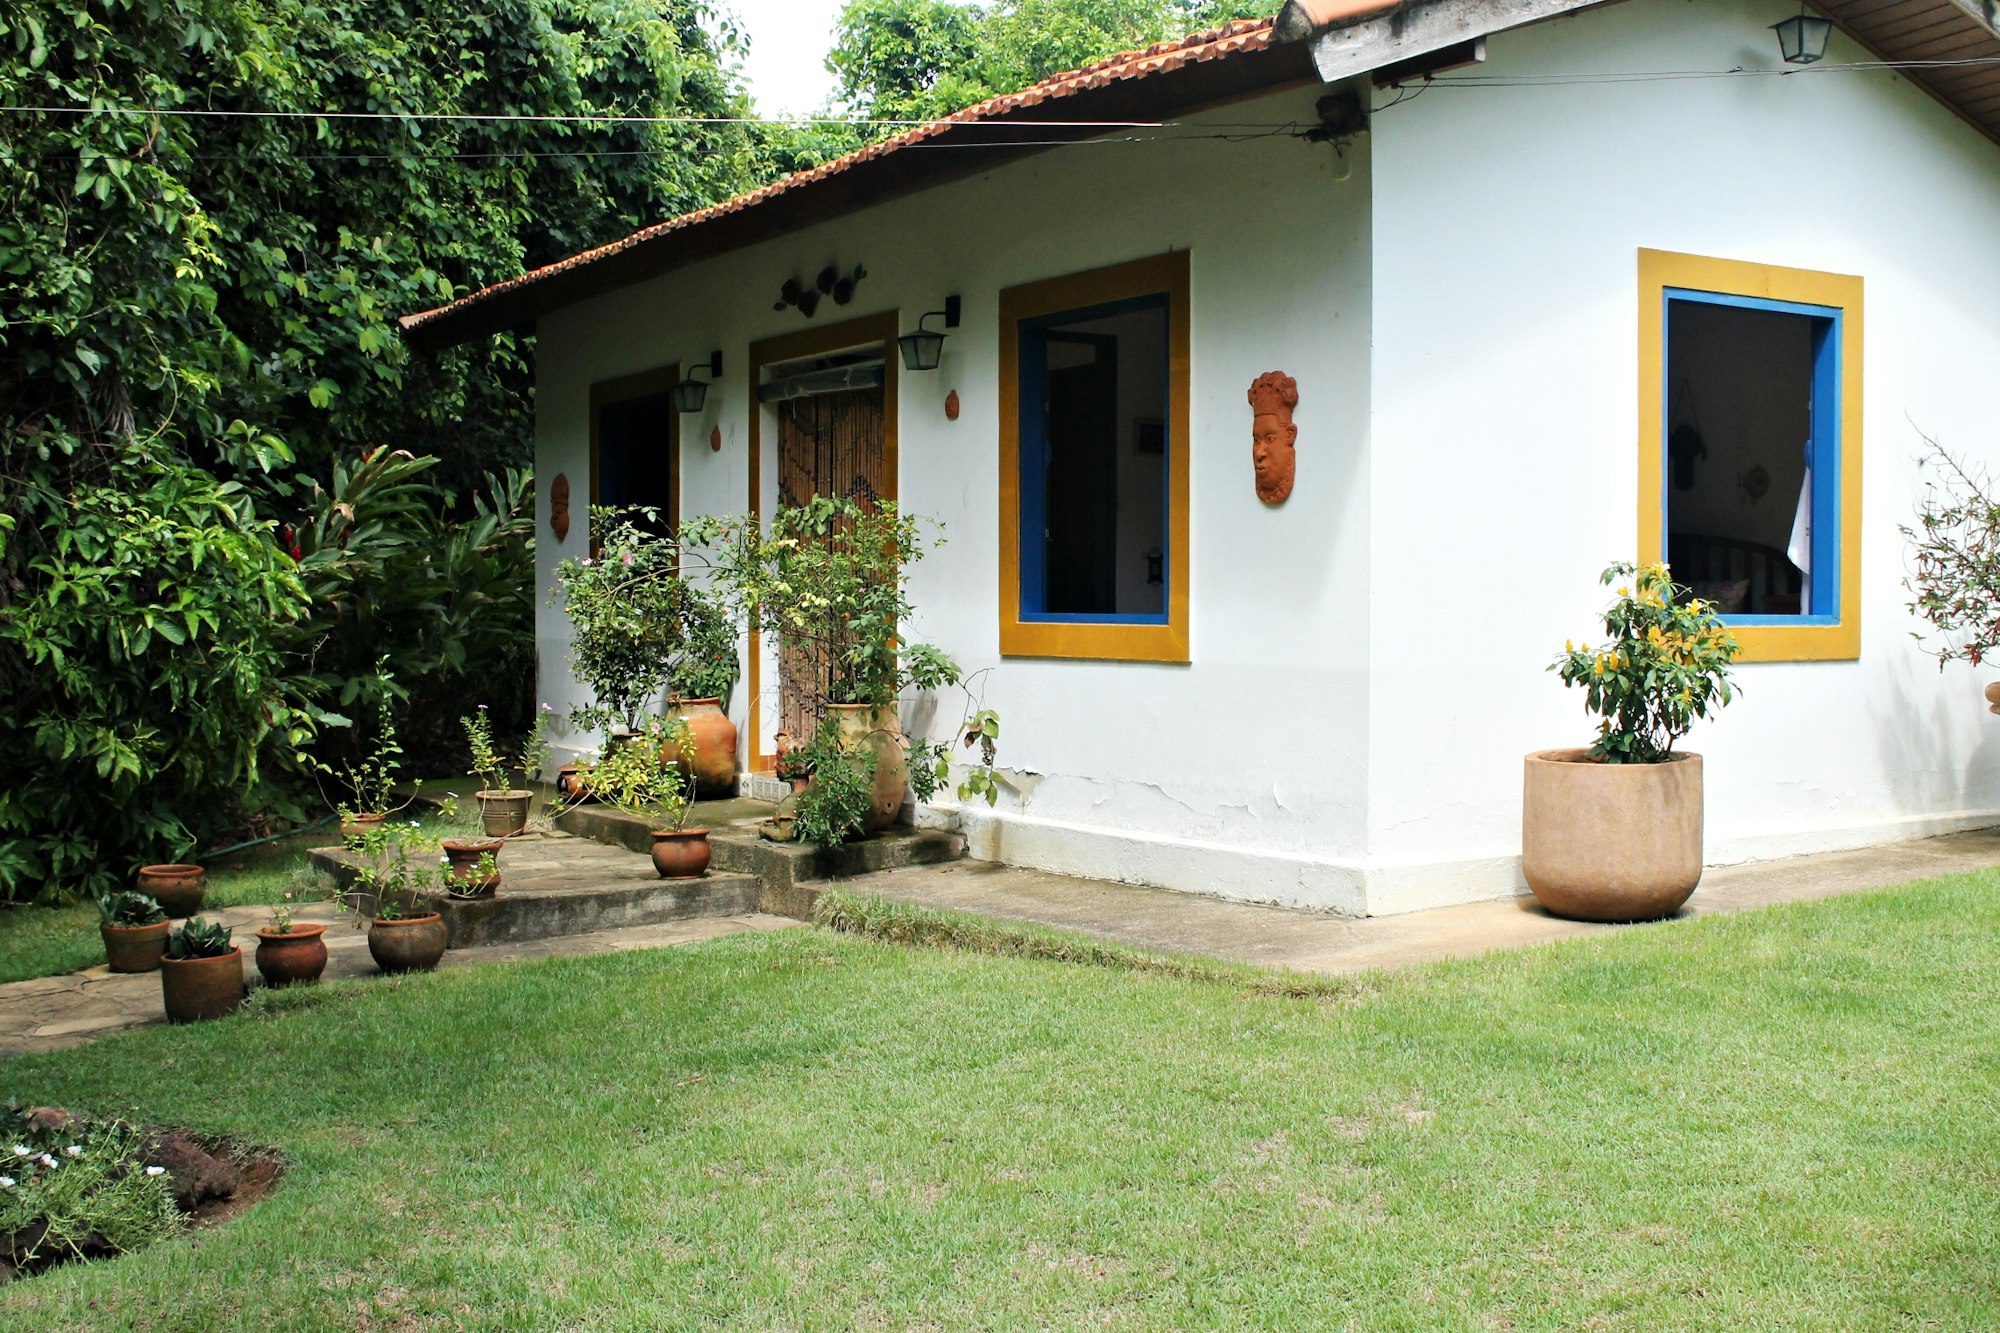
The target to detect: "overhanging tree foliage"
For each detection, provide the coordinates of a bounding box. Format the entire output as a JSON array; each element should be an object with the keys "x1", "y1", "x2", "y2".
[{"x1": 0, "y1": 0, "x2": 759, "y2": 900}]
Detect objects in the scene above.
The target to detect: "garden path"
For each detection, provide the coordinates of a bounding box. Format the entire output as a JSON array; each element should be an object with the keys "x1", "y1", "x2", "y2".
[{"x1": 0, "y1": 902, "x2": 801, "y2": 1057}]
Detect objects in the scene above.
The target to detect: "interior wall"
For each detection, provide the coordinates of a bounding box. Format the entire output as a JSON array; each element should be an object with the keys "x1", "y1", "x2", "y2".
[
  {"x1": 535, "y1": 83, "x2": 1379, "y2": 910},
  {"x1": 1365, "y1": 0, "x2": 2000, "y2": 909}
]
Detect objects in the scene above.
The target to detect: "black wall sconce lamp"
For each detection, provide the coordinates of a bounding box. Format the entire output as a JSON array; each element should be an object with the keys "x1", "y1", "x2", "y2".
[
  {"x1": 1772, "y1": 7, "x2": 1833, "y2": 65},
  {"x1": 898, "y1": 296, "x2": 960, "y2": 372},
  {"x1": 672, "y1": 350, "x2": 722, "y2": 413}
]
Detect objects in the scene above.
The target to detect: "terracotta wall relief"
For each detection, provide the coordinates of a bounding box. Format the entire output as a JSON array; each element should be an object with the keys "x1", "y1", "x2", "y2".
[
  {"x1": 549, "y1": 473, "x2": 572, "y2": 542},
  {"x1": 1248, "y1": 371, "x2": 1298, "y2": 505}
]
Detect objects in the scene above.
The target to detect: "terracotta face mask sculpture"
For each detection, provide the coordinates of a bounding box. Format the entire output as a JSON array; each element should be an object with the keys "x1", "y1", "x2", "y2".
[
  {"x1": 549, "y1": 473, "x2": 571, "y2": 542},
  {"x1": 1248, "y1": 371, "x2": 1298, "y2": 505}
]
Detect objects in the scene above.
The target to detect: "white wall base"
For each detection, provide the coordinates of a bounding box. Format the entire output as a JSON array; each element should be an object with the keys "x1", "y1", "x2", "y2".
[{"x1": 918, "y1": 802, "x2": 2000, "y2": 919}]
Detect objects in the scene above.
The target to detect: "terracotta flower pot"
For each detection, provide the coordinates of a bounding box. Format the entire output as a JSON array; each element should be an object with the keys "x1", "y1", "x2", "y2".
[
  {"x1": 829, "y1": 702, "x2": 909, "y2": 834},
  {"x1": 649, "y1": 828, "x2": 712, "y2": 879},
  {"x1": 786, "y1": 776, "x2": 810, "y2": 796},
  {"x1": 1521, "y1": 749, "x2": 1704, "y2": 922},
  {"x1": 254, "y1": 924, "x2": 328, "y2": 987},
  {"x1": 665, "y1": 697, "x2": 741, "y2": 799},
  {"x1": 159, "y1": 949, "x2": 246, "y2": 1023},
  {"x1": 440, "y1": 838, "x2": 504, "y2": 896},
  {"x1": 136, "y1": 865, "x2": 206, "y2": 918},
  {"x1": 556, "y1": 765, "x2": 592, "y2": 802},
  {"x1": 368, "y1": 914, "x2": 448, "y2": 974},
  {"x1": 101, "y1": 921, "x2": 170, "y2": 974},
  {"x1": 340, "y1": 811, "x2": 387, "y2": 840},
  {"x1": 1985, "y1": 680, "x2": 2000, "y2": 715},
  {"x1": 476, "y1": 790, "x2": 533, "y2": 838}
]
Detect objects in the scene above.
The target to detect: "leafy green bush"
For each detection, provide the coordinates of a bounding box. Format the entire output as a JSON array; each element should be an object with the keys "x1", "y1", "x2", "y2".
[{"x1": 790, "y1": 723, "x2": 878, "y2": 849}]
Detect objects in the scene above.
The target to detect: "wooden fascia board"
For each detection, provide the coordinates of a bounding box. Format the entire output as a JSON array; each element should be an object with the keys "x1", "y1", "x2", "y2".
[{"x1": 1301, "y1": 0, "x2": 1616, "y2": 84}]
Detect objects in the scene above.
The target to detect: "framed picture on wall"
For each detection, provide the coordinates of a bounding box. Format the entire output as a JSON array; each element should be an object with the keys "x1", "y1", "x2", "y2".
[{"x1": 1134, "y1": 418, "x2": 1166, "y2": 455}]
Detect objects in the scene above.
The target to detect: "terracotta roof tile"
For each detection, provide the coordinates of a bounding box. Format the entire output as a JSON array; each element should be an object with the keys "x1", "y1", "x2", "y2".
[{"x1": 400, "y1": 18, "x2": 1288, "y2": 338}]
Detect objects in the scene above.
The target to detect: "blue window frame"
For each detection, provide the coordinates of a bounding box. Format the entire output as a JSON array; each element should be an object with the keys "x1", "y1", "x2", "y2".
[
  {"x1": 1661, "y1": 287, "x2": 1842, "y2": 626},
  {"x1": 1016, "y1": 293, "x2": 1172, "y2": 626}
]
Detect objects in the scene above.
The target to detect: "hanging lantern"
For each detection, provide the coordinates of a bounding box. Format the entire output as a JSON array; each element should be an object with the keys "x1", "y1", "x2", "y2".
[
  {"x1": 898, "y1": 296, "x2": 961, "y2": 372},
  {"x1": 1771, "y1": 9, "x2": 1833, "y2": 65},
  {"x1": 673, "y1": 350, "x2": 722, "y2": 413}
]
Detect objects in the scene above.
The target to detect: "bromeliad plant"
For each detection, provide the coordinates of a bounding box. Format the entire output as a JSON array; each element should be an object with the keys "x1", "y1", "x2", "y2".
[
  {"x1": 97, "y1": 892, "x2": 167, "y2": 929},
  {"x1": 164, "y1": 918, "x2": 234, "y2": 960},
  {"x1": 1552, "y1": 562, "x2": 1741, "y2": 764}
]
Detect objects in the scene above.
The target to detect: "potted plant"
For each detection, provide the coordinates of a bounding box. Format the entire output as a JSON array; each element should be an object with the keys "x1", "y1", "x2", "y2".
[
  {"x1": 462, "y1": 704, "x2": 553, "y2": 838},
  {"x1": 688, "y1": 496, "x2": 1003, "y2": 846},
  {"x1": 333, "y1": 686, "x2": 404, "y2": 837},
  {"x1": 337, "y1": 821, "x2": 449, "y2": 974},
  {"x1": 591, "y1": 719, "x2": 711, "y2": 878},
  {"x1": 97, "y1": 892, "x2": 170, "y2": 973},
  {"x1": 663, "y1": 581, "x2": 743, "y2": 798},
  {"x1": 159, "y1": 917, "x2": 245, "y2": 1023},
  {"x1": 254, "y1": 906, "x2": 328, "y2": 988},
  {"x1": 1524, "y1": 561, "x2": 1741, "y2": 922},
  {"x1": 135, "y1": 864, "x2": 205, "y2": 918},
  {"x1": 774, "y1": 742, "x2": 813, "y2": 795},
  {"x1": 1902, "y1": 435, "x2": 2000, "y2": 711}
]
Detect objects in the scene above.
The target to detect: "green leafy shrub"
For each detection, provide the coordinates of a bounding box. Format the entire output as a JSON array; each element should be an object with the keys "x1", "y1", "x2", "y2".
[
  {"x1": 554, "y1": 511, "x2": 741, "y2": 734},
  {"x1": 790, "y1": 723, "x2": 878, "y2": 849},
  {"x1": 96, "y1": 894, "x2": 167, "y2": 929},
  {"x1": 578, "y1": 722, "x2": 693, "y2": 831},
  {"x1": 1903, "y1": 436, "x2": 2000, "y2": 667},
  {"x1": 165, "y1": 918, "x2": 235, "y2": 961},
  {"x1": 1551, "y1": 561, "x2": 1741, "y2": 764}
]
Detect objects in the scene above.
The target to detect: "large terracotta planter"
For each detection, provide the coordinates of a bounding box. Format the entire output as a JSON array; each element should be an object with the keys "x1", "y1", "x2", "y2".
[
  {"x1": 1521, "y1": 749, "x2": 1704, "y2": 922},
  {"x1": 476, "y1": 790, "x2": 532, "y2": 838},
  {"x1": 829, "y1": 703, "x2": 909, "y2": 834},
  {"x1": 665, "y1": 697, "x2": 741, "y2": 799},
  {"x1": 649, "y1": 828, "x2": 712, "y2": 879},
  {"x1": 101, "y1": 921, "x2": 170, "y2": 974},
  {"x1": 137, "y1": 865, "x2": 206, "y2": 918},
  {"x1": 440, "y1": 838, "x2": 504, "y2": 896},
  {"x1": 159, "y1": 950, "x2": 246, "y2": 1023},
  {"x1": 255, "y1": 924, "x2": 328, "y2": 987},
  {"x1": 368, "y1": 914, "x2": 448, "y2": 974}
]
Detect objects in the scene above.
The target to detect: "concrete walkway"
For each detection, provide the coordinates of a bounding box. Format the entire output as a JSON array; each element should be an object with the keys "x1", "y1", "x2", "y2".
[
  {"x1": 0, "y1": 902, "x2": 801, "y2": 1057},
  {"x1": 835, "y1": 826, "x2": 2000, "y2": 975}
]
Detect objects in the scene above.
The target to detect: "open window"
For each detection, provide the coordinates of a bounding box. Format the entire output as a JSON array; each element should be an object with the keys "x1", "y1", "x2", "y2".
[
  {"x1": 590, "y1": 366, "x2": 679, "y2": 538},
  {"x1": 1639, "y1": 251, "x2": 1862, "y2": 662},
  {"x1": 999, "y1": 252, "x2": 1189, "y2": 661}
]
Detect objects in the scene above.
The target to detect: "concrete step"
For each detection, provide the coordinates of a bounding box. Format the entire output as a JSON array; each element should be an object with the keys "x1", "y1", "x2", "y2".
[
  {"x1": 306, "y1": 832, "x2": 762, "y2": 948},
  {"x1": 554, "y1": 798, "x2": 967, "y2": 919}
]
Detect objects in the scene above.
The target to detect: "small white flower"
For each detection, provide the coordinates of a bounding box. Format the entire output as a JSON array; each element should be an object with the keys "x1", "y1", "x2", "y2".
[
  {"x1": 37, "y1": 1154, "x2": 56, "y2": 1168},
  {"x1": 409, "y1": 820, "x2": 421, "y2": 828},
  {"x1": 63, "y1": 1145, "x2": 81, "y2": 1157},
  {"x1": 0, "y1": 1176, "x2": 13, "y2": 1188},
  {"x1": 10, "y1": 1146, "x2": 28, "y2": 1157},
  {"x1": 144, "y1": 1166, "x2": 166, "y2": 1177}
]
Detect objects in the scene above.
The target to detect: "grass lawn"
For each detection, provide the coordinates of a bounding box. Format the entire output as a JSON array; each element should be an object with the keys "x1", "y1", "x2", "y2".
[{"x1": 0, "y1": 870, "x2": 1995, "y2": 1330}]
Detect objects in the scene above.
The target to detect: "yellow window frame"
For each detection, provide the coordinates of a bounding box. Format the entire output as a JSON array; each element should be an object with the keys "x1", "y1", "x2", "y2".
[
  {"x1": 998, "y1": 250, "x2": 1191, "y2": 662},
  {"x1": 1637, "y1": 248, "x2": 1863, "y2": 662}
]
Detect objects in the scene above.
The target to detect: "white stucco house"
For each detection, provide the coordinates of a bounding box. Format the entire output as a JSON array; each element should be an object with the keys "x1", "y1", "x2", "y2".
[{"x1": 402, "y1": 0, "x2": 2000, "y2": 917}]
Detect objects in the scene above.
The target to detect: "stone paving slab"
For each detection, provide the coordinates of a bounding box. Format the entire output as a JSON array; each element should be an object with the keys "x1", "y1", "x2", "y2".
[
  {"x1": 827, "y1": 827, "x2": 2000, "y2": 977},
  {"x1": 0, "y1": 902, "x2": 802, "y2": 1058}
]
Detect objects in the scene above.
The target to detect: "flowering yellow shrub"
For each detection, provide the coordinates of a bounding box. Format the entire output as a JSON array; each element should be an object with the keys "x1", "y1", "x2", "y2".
[{"x1": 1552, "y1": 562, "x2": 1741, "y2": 764}]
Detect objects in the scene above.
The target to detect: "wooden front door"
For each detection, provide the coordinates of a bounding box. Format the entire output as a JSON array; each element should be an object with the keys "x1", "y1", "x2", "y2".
[{"x1": 774, "y1": 386, "x2": 888, "y2": 744}]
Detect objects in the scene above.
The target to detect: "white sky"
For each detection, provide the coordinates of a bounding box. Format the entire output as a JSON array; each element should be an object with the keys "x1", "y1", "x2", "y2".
[{"x1": 722, "y1": 0, "x2": 978, "y2": 118}]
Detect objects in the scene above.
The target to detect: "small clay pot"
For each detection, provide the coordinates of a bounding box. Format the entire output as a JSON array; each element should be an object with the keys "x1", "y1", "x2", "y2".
[
  {"x1": 339, "y1": 811, "x2": 388, "y2": 840},
  {"x1": 476, "y1": 790, "x2": 532, "y2": 838},
  {"x1": 101, "y1": 921, "x2": 170, "y2": 974},
  {"x1": 556, "y1": 765, "x2": 591, "y2": 802},
  {"x1": 136, "y1": 865, "x2": 206, "y2": 918},
  {"x1": 440, "y1": 838, "x2": 504, "y2": 896},
  {"x1": 254, "y1": 923, "x2": 328, "y2": 987},
  {"x1": 649, "y1": 828, "x2": 712, "y2": 879},
  {"x1": 368, "y1": 913, "x2": 447, "y2": 973},
  {"x1": 159, "y1": 949, "x2": 246, "y2": 1023},
  {"x1": 785, "y1": 776, "x2": 810, "y2": 796}
]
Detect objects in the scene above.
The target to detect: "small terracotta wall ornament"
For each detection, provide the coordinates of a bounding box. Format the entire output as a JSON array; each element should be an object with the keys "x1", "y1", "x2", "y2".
[
  {"x1": 945, "y1": 390, "x2": 960, "y2": 421},
  {"x1": 549, "y1": 472, "x2": 571, "y2": 542},
  {"x1": 1248, "y1": 371, "x2": 1298, "y2": 505},
  {"x1": 710, "y1": 426, "x2": 722, "y2": 452}
]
